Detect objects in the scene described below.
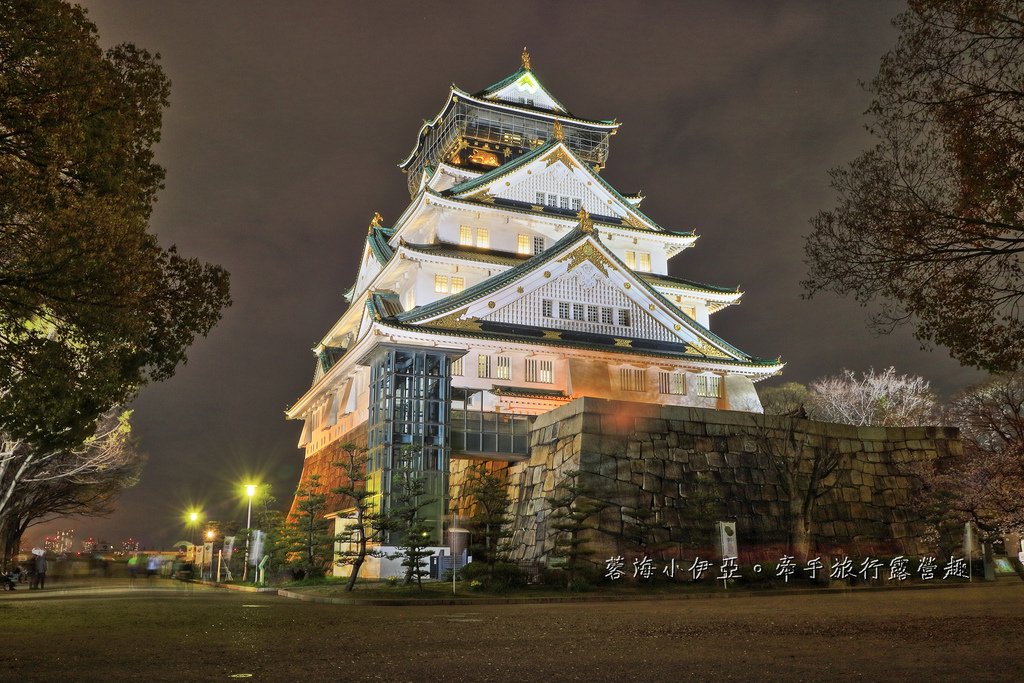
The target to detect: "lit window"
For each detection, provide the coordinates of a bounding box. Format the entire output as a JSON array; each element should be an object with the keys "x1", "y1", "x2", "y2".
[
  {"x1": 696, "y1": 375, "x2": 722, "y2": 398},
  {"x1": 478, "y1": 355, "x2": 491, "y2": 379},
  {"x1": 451, "y1": 358, "x2": 464, "y2": 376},
  {"x1": 434, "y1": 274, "x2": 449, "y2": 293},
  {"x1": 572, "y1": 198, "x2": 582, "y2": 211},
  {"x1": 535, "y1": 192, "x2": 545, "y2": 206},
  {"x1": 542, "y1": 299, "x2": 553, "y2": 317},
  {"x1": 559, "y1": 196, "x2": 571, "y2": 210},
  {"x1": 451, "y1": 276, "x2": 465, "y2": 294},
  {"x1": 587, "y1": 305, "x2": 599, "y2": 323},
  {"x1": 546, "y1": 194, "x2": 558, "y2": 207},
  {"x1": 460, "y1": 226, "x2": 473, "y2": 246},
  {"x1": 638, "y1": 253, "x2": 651, "y2": 271},
  {"x1": 658, "y1": 371, "x2": 686, "y2": 395},
  {"x1": 625, "y1": 251, "x2": 636, "y2": 269},
  {"x1": 573, "y1": 304, "x2": 585, "y2": 321},
  {"x1": 496, "y1": 356, "x2": 511, "y2": 380},
  {"x1": 618, "y1": 309, "x2": 631, "y2": 327},
  {"x1": 682, "y1": 306, "x2": 696, "y2": 319},
  {"x1": 619, "y1": 368, "x2": 646, "y2": 392},
  {"x1": 476, "y1": 228, "x2": 489, "y2": 249},
  {"x1": 533, "y1": 236, "x2": 545, "y2": 254},
  {"x1": 517, "y1": 234, "x2": 531, "y2": 255},
  {"x1": 526, "y1": 359, "x2": 553, "y2": 383},
  {"x1": 558, "y1": 302, "x2": 571, "y2": 319}
]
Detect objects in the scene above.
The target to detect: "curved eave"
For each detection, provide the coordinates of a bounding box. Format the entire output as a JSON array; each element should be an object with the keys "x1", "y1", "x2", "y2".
[{"x1": 377, "y1": 319, "x2": 785, "y2": 376}]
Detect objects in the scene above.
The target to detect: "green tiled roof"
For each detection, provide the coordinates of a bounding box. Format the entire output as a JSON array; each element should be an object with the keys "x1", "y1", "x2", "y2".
[
  {"x1": 401, "y1": 242, "x2": 528, "y2": 267},
  {"x1": 367, "y1": 226, "x2": 395, "y2": 265},
  {"x1": 641, "y1": 273, "x2": 740, "y2": 296}
]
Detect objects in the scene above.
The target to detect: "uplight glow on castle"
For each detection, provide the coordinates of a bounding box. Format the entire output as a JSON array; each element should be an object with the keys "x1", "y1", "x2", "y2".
[{"x1": 286, "y1": 52, "x2": 783, "y2": 547}]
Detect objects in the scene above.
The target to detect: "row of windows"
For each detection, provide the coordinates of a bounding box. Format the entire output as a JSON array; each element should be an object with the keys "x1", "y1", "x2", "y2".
[
  {"x1": 624, "y1": 251, "x2": 652, "y2": 272},
  {"x1": 542, "y1": 299, "x2": 631, "y2": 327},
  {"x1": 460, "y1": 226, "x2": 489, "y2": 248},
  {"x1": 451, "y1": 355, "x2": 554, "y2": 384},
  {"x1": 618, "y1": 369, "x2": 723, "y2": 397},
  {"x1": 434, "y1": 274, "x2": 466, "y2": 294},
  {"x1": 536, "y1": 193, "x2": 582, "y2": 211},
  {"x1": 517, "y1": 234, "x2": 546, "y2": 256}
]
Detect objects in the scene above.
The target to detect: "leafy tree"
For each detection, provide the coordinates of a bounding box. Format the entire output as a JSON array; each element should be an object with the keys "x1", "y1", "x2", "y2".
[
  {"x1": 384, "y1": 450, "x2": 437, "y2": 589},
  {"x1": 804, "y1": 1, "x2": 1024, "y2": 372},
  {"x1": 755, "y1": 424, "x2": 846, "y2": 563},
  {"x1": 462, "y1": 462, "x2": 512, "y2": 579},
  {"x1": 547, "y1": 470, "x2": 607, "y2": 590},
  {"x1": 287, "y1": 474, "x2": 333, "y2": 579},
  {"x1": 806, "y1": 367, "x2": 938, "y2": 427},
  {"x1": 915, "y1": 372, "x2": 1024, "y2": 550},
  {"x1": 332, "y1": 443, "x2": 387, "y2": 592},
  {"x1": 0, "y1": 0, "x2": 231, "y2": 452},
  {"x1": 758, "y1": 382, "x2": 811, "y2": 417}
]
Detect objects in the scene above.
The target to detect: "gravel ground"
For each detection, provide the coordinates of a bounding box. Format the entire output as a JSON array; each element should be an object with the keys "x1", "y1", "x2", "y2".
[{"x1": 2, "y1": 580, "x2": 1022, "y2": 682}]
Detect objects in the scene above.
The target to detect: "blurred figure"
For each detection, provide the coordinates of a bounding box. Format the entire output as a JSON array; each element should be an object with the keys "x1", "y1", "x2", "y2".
[
  {"x1": 31, "y1": 549, "x2": 47, "y2": 590},
  {"x1": 146, "y1": 555, "x2": 160, "y2": 579},
  {"x1": 127, "y1": 553, "x2": 139, "y2": 586}
]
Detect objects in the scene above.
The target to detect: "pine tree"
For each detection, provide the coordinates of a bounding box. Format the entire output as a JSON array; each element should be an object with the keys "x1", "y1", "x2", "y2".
[
  {"x1": 547, "y1": 470, "x2": 607, "y2": 590},
  {"x1": 332, "y1": 442, "x2": 387, "y2": 592},
  {"x1": 384, "y1": 449, "x2": 436, "y2": 589},
  {"x1": 463, "y1": 462, "x2": 512, "y2": 580},
  {"x1": 287, "y1": 474, "x2": 333, "y2": 579}
]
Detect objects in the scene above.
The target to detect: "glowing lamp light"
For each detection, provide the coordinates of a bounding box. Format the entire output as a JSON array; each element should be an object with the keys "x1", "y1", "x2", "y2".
[{"x1": 245, "y1": 484, "x2": 257, "y2": 498}]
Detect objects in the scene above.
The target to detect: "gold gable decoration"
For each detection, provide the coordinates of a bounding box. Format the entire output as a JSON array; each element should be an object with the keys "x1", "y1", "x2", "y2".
[
  {"x1": 367, "y1": 211, "x2": 383, "y2": 233},
  {"x1": 521, "y1": 47, "x2": 531, "y2": 71},
  {"x1": 557, "y1": 241, "x2": 616, "y2": 277},
  {"x1": 686, "y1": 339, "x2": 731, "y2": 358},
  {"x1": 577, "y1": 207, "x2": 594, "y2": 234},
  {"x1": 424, "y1": 307, "x2": 482, "y2": 332}
]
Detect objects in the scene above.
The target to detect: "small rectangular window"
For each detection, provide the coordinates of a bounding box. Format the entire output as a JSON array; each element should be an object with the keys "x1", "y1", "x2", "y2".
[
  {"x1": 659, "y1": 371, "x2": 686, "y2": 395},
  {"x1": 451, "y1": 276, "x2": 465, "y2": 294},
  {"x1": 517, "y1": 234, "x2": 531, "y2": 255},
  {"x1": 526, "y1": 359, "x2": 553, "y2": 384},
  {"x1": 496, "y1": 356, "x2": 511, "y2": 380},
  {"x1": 559, "y1": 196, "x2": 571, "y2": 210},
  {"x1": 573, "y1": 304, "x2": 585, "y2": 321},
  {"x1": 601, "y1": 307, "x2": 613, "y2": 325},
  {"x1": 434, "y1": 274, "x2": 449, "y2": 293},
  {"x1": 682, "y1": 306, "x2": 696, "y2": 319},
  {"x1": 587, "y1": 305, "x2": 599, "y2": 323},
  {"x1": 478, "y1": 355, "x2": 491, "y2": 379},
  {"x1": 619, "y1": 367, "x2": 646, "y2": 392},
  {"x1": 542, "y1": 299, "x2": 553, "y2": 318},
  {"x1": 558, "y1": 302, "x2": 571, "y2": 319},
  {"x1": 572, "y1": 198, "x2": 582, "y2": 211},
  {"x1": 535, "y1": 192, "x2": 545, "y2": 206},
  {"x1": 533, "y1": 236, "x2": 545, "y2": 254},
  {"x1": 451, "y1": 358, "x2": 464, "y2": 376},
  {"x1": 638, "y1": 253, "x2": 651, "y2": 271},
  {"x1": 696, "y1": 375, "x2": 722, "y2": 398},
  {"x1": 546, "y1": 194, "x2": 558, "y2": 207},
  {"x1": 625, "y1": 251, "x2": 636, "y2": 269},
  {"x1": 460, "y1": 226, "x2": 473, "y2": 246},
  {"x1": 476, "y1": 228, "x2": 489, "y2": 249},
  {"x1": 618, "y1": 309, "x2": 631, "y2": 326}
]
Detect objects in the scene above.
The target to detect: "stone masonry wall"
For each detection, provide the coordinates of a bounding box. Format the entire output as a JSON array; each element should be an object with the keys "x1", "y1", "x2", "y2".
[{"x1": 449, "y1": 397, "x2": 961, "y2": 565}]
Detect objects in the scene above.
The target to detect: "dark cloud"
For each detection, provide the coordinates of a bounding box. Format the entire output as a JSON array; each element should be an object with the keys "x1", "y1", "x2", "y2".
[{"x1": 34, "y1": 1, "x2": 981, "y2": 548}]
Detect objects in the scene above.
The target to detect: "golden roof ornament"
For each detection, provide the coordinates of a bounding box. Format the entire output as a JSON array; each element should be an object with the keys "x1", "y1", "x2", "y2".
[
  {"x1": 577, "y1": 207, "x2": 594, "y2": 234},
  {"x1": 552, "y1": 119, "x2": 564, "y2": 142},
  {"x1": 521, "y1": 47, "x2": 531, "y2": 70},
  {"x1": 367, "y1": 211, "x2": 383, "y2": 233}
]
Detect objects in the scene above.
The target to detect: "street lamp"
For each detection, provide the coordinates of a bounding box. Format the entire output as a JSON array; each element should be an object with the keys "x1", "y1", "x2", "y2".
[
  {"x1": 188, "y1": 511, "x2": 199, "y2": 547},
  {"x1": 242, "y1": 484, "x2": 256, "y2": 582}
]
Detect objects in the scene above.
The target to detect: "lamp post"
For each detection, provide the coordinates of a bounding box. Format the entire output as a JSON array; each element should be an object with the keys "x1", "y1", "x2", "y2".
[
  {"x1": 188, "y1": 511, "x2": 198, "y2": 547},
  {"x1": 205, "y1": 529, "x2": 215, "y2": 581},
  {"x1": 242, "y1": 484, "x2": 256, "y2": 582}
]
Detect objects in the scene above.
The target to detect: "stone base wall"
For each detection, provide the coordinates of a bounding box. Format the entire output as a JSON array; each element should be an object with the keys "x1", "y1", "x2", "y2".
[
  {"x1": 449, "y1": 397, "x2": 961, "y2": 565},
  {"x1": 287, "y1": 422, "x2": 368, "y2": 520}
]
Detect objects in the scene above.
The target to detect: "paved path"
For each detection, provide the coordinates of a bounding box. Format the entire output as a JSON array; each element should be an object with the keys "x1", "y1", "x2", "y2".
[{"x1": 3, "y1": 580, "x2": 1023, "y2": 682}]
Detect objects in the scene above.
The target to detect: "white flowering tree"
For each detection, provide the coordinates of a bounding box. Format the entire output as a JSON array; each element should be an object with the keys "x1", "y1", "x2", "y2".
[{"x1": 807, "y1": 367, "x2": 939, "y2": 427}]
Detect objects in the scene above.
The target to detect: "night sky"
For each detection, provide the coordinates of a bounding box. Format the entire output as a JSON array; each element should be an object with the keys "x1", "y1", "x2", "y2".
[{"x1": 30, "y1": 1, "x2": 984, "y2": 549}]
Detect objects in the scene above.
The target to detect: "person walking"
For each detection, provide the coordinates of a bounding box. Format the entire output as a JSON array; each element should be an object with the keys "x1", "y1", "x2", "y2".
[
  {"x1": 33, "y1": 551, "x2": 47, "y2": 590},
  {"x1": 127, "y1": 554, "x2": 139, "y2": 586}
]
